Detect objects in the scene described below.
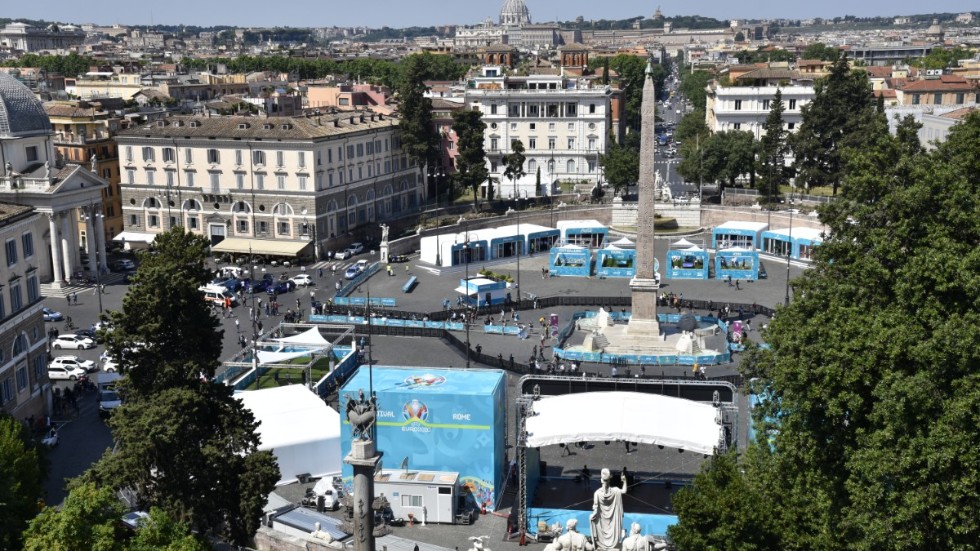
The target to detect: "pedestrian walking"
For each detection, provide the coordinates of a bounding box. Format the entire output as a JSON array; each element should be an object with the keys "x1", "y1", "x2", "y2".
[
  {"x1": 318, "y1": 267, "x2": 323, "y2": 279},
  {"x1": 72, "y1": 292, "x2": 78, "y2": 305},
  {"x1": 235, "y1": 319, "x2": 240, "y2": 332},
  {"x1": 735, "y1": 279, "x2": 741, "y2": 290}
]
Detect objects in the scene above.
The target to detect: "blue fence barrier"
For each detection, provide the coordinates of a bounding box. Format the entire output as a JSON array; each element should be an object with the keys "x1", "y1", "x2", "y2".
[
  {"x1": 308, "y1": 314, "x2": 465, "y2": 332},
  {"x1": 332, "y1": 296, "x2": 397, "y2": 308}
]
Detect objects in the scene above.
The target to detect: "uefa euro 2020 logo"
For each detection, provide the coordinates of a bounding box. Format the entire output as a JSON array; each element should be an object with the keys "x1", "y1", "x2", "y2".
[{"x1": 402, "y1": 399, "x2": 429, "y2": 423}]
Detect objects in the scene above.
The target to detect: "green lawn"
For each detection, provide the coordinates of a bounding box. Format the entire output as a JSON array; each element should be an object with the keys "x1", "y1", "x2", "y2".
[{"x1": 248, "y1": 356, "x2": 334, "y2": 390}]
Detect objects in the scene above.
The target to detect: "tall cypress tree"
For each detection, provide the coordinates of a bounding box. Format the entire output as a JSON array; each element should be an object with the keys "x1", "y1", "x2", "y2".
[
  {"x1": 757, "y1": 89, "x2": 788, "y2": 201},
  {"x1": 398, "y1": 54, "x2": 439, "y2": 182},
  {"x1": 452, "y1": 109, "x2": 489, "y2": 210}
]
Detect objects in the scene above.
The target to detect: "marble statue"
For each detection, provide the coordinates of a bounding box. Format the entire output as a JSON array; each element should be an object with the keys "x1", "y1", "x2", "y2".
[
  {"x1": 380, "y1": 224, "x2": 389, "y2": 244},
  {"x1": 3, "y1": 161, "x2": 11, "y2": 176},
  {"x1": 590, "y1": 468, "x2": 627, "y2": 550},
  {"x1": 467, "y1": 535, "x2": 491, "y2": 551},
  {"x1": 556, "y1": 519, "x2": 593, "y2": 551},
  {"x1": 345, "y1": 389, "x2": 377, "y2": 441},
  {"x1": 90, "y1": 153, "x2": 98, "y2": 172},
  {"x1": 45, "y1": 161, "x2": 53, "y2": 179},
  {"x1": 621, "y1": 523, "x2": 645, "y2": 551}
]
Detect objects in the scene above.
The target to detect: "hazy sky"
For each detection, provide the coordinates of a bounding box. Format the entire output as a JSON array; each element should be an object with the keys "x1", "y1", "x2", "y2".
[{"x1": 7, "y1": 1, "x2": 976, "y2": 28}]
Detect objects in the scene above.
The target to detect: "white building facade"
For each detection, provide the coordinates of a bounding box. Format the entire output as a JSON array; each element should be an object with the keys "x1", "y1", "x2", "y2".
[
  {"x1": 705, "y1": 84, "x2": 814, "y2": 139},
  {"x1": 465, "y1": 68, "x2": 613, "y2": 198},
  {"x1": 115, "y1": 113, "x2": 421, "y2": 260}
]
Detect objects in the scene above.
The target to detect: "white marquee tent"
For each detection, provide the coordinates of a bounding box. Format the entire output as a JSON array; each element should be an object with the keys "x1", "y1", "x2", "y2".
[
  {"x1": 525, "y1": 391, "x2": 722, "y2": 455},
  {"x1": 237, "y1": 385, "x2": 342, "y2": 485}
]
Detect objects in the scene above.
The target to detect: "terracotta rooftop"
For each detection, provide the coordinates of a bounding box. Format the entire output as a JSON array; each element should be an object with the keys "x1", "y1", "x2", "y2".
[
  {"x1": 0, "y1": 202, "x2": 34, "y2": 224},
  {"x1": 901, "y1": 76, "x2": 976, "y2": 92},
  {"x1": 939, "y1": 106, "x2": 979, "y2": 120}
]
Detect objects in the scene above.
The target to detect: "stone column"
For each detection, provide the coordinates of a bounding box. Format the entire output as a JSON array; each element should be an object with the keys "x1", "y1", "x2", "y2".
[
  {"x1": 84, "y1": 209, "x2": 97, "y2": 274},
  {"x1": 345, "y1": 440, "x2": 382, "y2": 551},
  {"x1": 628, "y1": 61, "x2": 661, "y2": 337},
  {"x1": 68, "y1": 210, "x2": 82, "y2": 271},
  {"x1": 94, "y1": 211, "x2": 108, "y2": 273},
  {"x1": 60, "y1": 213, "x2": 73, "y2": 281},
  {"x1": 49, "y1": 214, "x2": 64, "y2": 285}
]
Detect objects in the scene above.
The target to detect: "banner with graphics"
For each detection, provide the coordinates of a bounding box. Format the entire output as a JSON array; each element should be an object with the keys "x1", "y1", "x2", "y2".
[{"x1": 340, "y1": 366, "x2": 506, "y2": 511}]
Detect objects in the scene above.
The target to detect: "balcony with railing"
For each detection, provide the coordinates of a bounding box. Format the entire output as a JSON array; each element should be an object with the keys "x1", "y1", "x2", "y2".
[{"x1": 53, "y1": 130, "x2": 111, "y2": 144}]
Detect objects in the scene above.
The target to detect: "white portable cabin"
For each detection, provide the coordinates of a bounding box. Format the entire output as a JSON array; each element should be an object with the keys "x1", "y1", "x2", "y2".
[{"x1": 375, "y1": 469, "x2": 459, "y2": 524}]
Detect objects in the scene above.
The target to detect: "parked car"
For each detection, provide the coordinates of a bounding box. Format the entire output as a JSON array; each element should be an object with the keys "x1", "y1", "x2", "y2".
[
  {"x1": 334, "y1": 249, "x2": 352, "y2": 260},
  {"x1": 98, "y1": 388, "x2": 122, "y2": 419},
  {"x1": 52, "y1": 334, "x2": 96, "y2": 350},
  {"x1": 347, "y1": 242, "x2": 365, "y2": 256},
  {"x1": 266, "y1": 280, "x2": 296, "y2": 295},
  {"x1": 110, "y1": 259, "x2": 136, "y2": 272},
  {"x1": 72, "y1": 327, "x2": 105, "y2": 344},
  {"x1": 42, "y1": 307, "x2": 64, "y2": 322},
  {"x1": 102, "y1": 357, "x2": 119, "y2": 373},
  {"x1": 290, "y1": 274, "x2": 313, "y2": 287},
  {"x1": 48, "y1": 363, "x2": 87, "y2": 381},
  {"x1": 388, "y1": 254, "x2": 409, "y2": 263},
  {"x1": 50, "y1": 355, "x2": 97, "y2": 373},
  {"x1": 210, "y1": 276, "x2": 242, "y2": 292}
]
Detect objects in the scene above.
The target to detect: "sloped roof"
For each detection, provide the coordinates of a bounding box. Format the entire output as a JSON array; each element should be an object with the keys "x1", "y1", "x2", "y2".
[{"x1": 0, "y1": 72, "x2": 52, "y2": 138}]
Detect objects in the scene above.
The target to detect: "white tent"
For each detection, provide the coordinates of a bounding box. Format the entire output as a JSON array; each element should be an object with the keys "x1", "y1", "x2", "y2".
[
  {"x1": 611, "y1": 237, "x2": 635, "y2": 248},
  {"x1": 257, "y1": 349, "x2": 319, "y2": 366},
  {"x1": 237, "y1": 385, "x2": 342, "y2": 485},
  {"x1": 684, "y1": 246, "x2": 704, "y2": 252},
  {"x1": 671, "y1": 238, "x2": 695, "y2": 249},
  {"x1": 277, "y1": 327, "x2": 331, "y2": 347},
  {"x1": 525, "y1": 391, "x2": 722, "y2": 455}
]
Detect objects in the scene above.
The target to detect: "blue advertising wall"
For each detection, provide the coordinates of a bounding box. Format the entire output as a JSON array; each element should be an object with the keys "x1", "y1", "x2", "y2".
[
  {"x1": 549, "y1": 246, "x2": 592, "y2": 277},
  {"x1": 666, "y1": 249, "x2": 709, "y2": 280},
  {"x1": 596, "y1": 248, "x2": 636, "y2": 278},
  {"x1": 339, "y1": 366, "x2": 506, "y2": 511},
  {"x1": 715, "y1": 250, "x2": 760, "y2": 280}
]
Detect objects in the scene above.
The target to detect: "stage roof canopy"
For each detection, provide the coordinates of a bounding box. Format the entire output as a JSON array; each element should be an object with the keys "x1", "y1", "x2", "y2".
[{"x1": 525, "y1": 391, "x2": 722, "y2": 455}]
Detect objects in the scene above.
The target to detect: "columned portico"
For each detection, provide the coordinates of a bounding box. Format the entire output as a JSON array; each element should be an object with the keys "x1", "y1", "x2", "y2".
[{"x1": 48, "y1": 214, "x2": 63, "y2": 285}]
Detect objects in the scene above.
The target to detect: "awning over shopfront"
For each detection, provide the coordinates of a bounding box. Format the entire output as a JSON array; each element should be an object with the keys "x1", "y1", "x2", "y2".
[
  {"x1": 112, "y1": 231, "x2": 158, "y2": 244},
  {"x1": 210, "y1": 237, "x2": 311, "y2": 257}
]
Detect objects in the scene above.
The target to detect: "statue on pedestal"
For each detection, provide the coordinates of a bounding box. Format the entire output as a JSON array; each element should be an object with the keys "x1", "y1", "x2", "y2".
[
  {"x1": 590, "y1": 468, "x2": 627, "y2": 550},
  {"x1": 345, "y1": 389, "x2": 377, "y2": 441},
  {"x1": 556, "y1": 518, "x2": 594, "y2": 551},
  {"x1": 621, "y1": 523, "x2": 645, "y2": 551}
]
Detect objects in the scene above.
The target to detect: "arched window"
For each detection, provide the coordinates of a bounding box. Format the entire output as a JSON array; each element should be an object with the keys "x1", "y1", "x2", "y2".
[
  {"x1": 382, "y1": 184, "x2": 393, "y2": 216},
  {"x1": 272, "y1": 203, "x2": 294, "y2": 217},
  {"x1": 567, "y1": 159, "x2": 575, "y2": 173},
  {"x1": 12, "y1": 334, "x2": 28, "y2": 356},
  {"x1": 231, "y1": 201, "x2": 251, "y2": 214},
  {"x1": 142, "y1": 197, "x2": 160, "y2": 209},
  {"x1": 347, "y1": 195, "x2": 358, "y2": 227},
  {"x1": 547, "y1": 159, "x2": 556, "y2": 174},
  {"x1": 528, "y1": 159, "x2": 537, "y2": 173}
]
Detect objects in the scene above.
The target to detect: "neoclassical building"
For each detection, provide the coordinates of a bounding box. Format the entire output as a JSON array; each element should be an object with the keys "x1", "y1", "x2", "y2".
[
  {"x1": 114, "y1": 112, "x2": 421, "y2": 260},
  {"x1": 0, "y1": 72, "x2": 109, "y2": 288}
]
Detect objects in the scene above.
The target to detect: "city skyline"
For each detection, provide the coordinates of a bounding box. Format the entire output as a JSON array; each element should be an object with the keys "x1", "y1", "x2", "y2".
[{"x1": 3, "y1": 1, "x2": 977, "y2": 29}]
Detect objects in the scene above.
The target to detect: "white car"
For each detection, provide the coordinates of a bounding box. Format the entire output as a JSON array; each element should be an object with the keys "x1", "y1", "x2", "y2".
[
  {"x1": 50, "y1": 355, "x2": 97, "y2": 373},
  {"x1": 52, "y1": 334, "x2": 96, "y2": 350},
  {"x1": 290, "y1": 274, "x2": 313, "y2": 287},
  {"x1": 42, "y1": 427, "x2": 59, "y2": 447},
  {"x1": 48, "y1": 364, "x2": 87, "y2": 381},
  {"x1": 102, "y1": 357, "x2": 119, "y2": 373},
  {"x1": 334, "y1": 249, "x2": 351, "y2": 260}
]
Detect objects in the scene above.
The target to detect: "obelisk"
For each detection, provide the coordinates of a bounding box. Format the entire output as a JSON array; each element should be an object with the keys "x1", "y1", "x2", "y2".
[{"x1": 627, "y1": 60, "x2": 661, "y2": 337}]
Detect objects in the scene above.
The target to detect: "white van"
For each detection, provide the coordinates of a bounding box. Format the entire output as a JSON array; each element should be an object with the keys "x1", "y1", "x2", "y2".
[
  {"x1": 199, "y1": 284, "x2": 238, "y2": 306},
  {"x1": 218, "y1": 266, "x2": 244, "y2": 279}
]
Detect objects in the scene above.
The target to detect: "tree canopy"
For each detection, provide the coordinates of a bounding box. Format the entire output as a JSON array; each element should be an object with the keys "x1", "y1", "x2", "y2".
[
  {"x1": 671, "y1": 111, "x2": 980, "y2": 550},
  {"x1": 756, "y1": 89, "x2": 789, "y2": 200},
  {"x1": 397, "y1": 53, "x2": 440, "y2": 173},
  {"x1": 89, "y1": 228, "x2": 279, "y2": 546},
  {"x1": 677, "y1": 130, "x2": 755, "y2": 190},
  {"x1": 801, "y1": 42, "x2": 841, "y2": 61},
  {"x1": 678, "y1": 70, "x2": 712, "y2": 112},
  {"x1": 451, "y1": 109, "x2": 488, "y2": 210},
  {"x1": 791, "y1": 52, "x2": 880, "y2": 195},
  {"x1": 503, "y1": 139, "x2": 527, "y2": 200},
  {"x1": 599, "y1": 132, "x2": 639, "y2": 194},
  {"x1": 0, "y1": 413, "x2": 43, "y2": 551}
]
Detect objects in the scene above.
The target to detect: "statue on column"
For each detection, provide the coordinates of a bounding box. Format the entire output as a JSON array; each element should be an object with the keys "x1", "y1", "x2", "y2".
[
  {"x1": 590, "y1": 468, "x2": 627, "y2": 550},
  {"x1": 345, "y1": 389, "x2": 377, "y2": 441},
  {"x1": 90, "y1": 153, "x2": 98, "y2": 173}
]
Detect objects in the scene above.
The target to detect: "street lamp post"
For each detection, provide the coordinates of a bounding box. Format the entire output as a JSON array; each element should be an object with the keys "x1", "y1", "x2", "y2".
[
  {"x1": 784, "y1": 208, "x2": 794, "y2": 306},
  {"x1": 463, "y1": 239, "x2": 471, "y2": 369}
]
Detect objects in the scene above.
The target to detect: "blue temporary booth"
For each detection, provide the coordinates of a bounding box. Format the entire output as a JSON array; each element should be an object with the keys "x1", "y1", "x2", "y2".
[
  {"x1": 526, "y1": 226, "x2": 560, "y2": 255},
  {"x1": 339, "y1": 366, "x2": 507, "y2": 511},
  {"x1": 666, "y1": 246, "x2": 709, "y2": 280},
  {"x1": 557, "y1": 219, "x2": 608, "y2": 248},
  {"x1": 455, "y1": 277, "x2": 511, "y2": 308},
  {"x1": 761, "y1": 227, "x2": 824, "y2": 260},
  {"x1": 549, "y1": 245, "x2": 592, "y2": 276},
  {"x1": 596, "y1": 246, "x2": 636, "y2": 278},
  {"x1": 711, "y1": 221, "x2": 769, "y2": 250},
  {"x1": 715, "y1": 247, "x2": 760, "y2": 281}
]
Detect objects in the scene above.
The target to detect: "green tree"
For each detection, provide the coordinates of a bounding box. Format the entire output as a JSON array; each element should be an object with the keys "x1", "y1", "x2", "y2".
[
  {"x1": 791, "y1": 51, "x2": 878, "y2": 195},
  {"x1": 90, "y1": 228, "x2": 279, "y2": 546},
  {"x1": 678, "y1": 131, "x2": 756, "y2": 191},
  {"x1": 908, "y1": 46, "x2": 977, "y2": 69},
  {"x1": 397, "y1": 53, "x2": 440, "y2": 178},
  {"x1": 801, "y1": 42, "x2": 841, "y2": 61},
  {"x1": 451, "y1": 109, "x2": 489, "y2": 210},
  {"x1": 757, "y1": 89, "x2": 789, "y2": 200},
  {"x1": 679, "y1": 70, "x2": 712, "y2": 111},
  {"x1": 23, "y1": 482, "x2": 126, "y2": 551},
  {"x1": 128, "y1": 508, "x2": 211, "y2": 551},
  {"x1": 591, "y1": 54, "x2": 665, "y2": 131},
  {"x1": 734, "y1": 31, "x2": 745, "y2": 42},
  {"x1": 0, "y1": 413, "x2": 43, "y2": 551},
  {"x1": 599, "y1": 134, "x2": 638, "y2": 195},
  {"x1": 535, "y1": 167, "x2": 542, "y2": 197},
  {"x1": 676, "y1": 112, "x2": 980, "y2": 549},
  {"x1": 674, "y1": 109, "x2": 710, "y2": 146},
  {"x1": 502, "y1": 139, "x2": 527, "y2": 201}
]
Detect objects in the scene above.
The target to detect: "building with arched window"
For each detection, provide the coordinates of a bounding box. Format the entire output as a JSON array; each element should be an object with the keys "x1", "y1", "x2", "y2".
[{"x1": 116, "y1": 113, "x2": 421, "y2": 261}]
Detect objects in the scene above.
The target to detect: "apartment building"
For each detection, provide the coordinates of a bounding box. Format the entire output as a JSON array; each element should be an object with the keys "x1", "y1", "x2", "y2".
[
  {"x1": 0, "y1": 203, "x2": 49, "y2": 420},
  {"x1": 44, "y1": 101, "x2": 125, "y2": 243},
  {"x1": 0, "y1": 22, "x2": 85, "y2": 53},
  {"x1": 464, "y1": 67, "x2": 616, "y2": 198},
  {"x1": 894, "y1": 75, "x2": 979, "y2": 107},
  {"x1": 115, "y1": 112, "x2": 420, "y2": 260},
  {"x1": 705, "y1": 79, "x2": 815, "y2": 139}
]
